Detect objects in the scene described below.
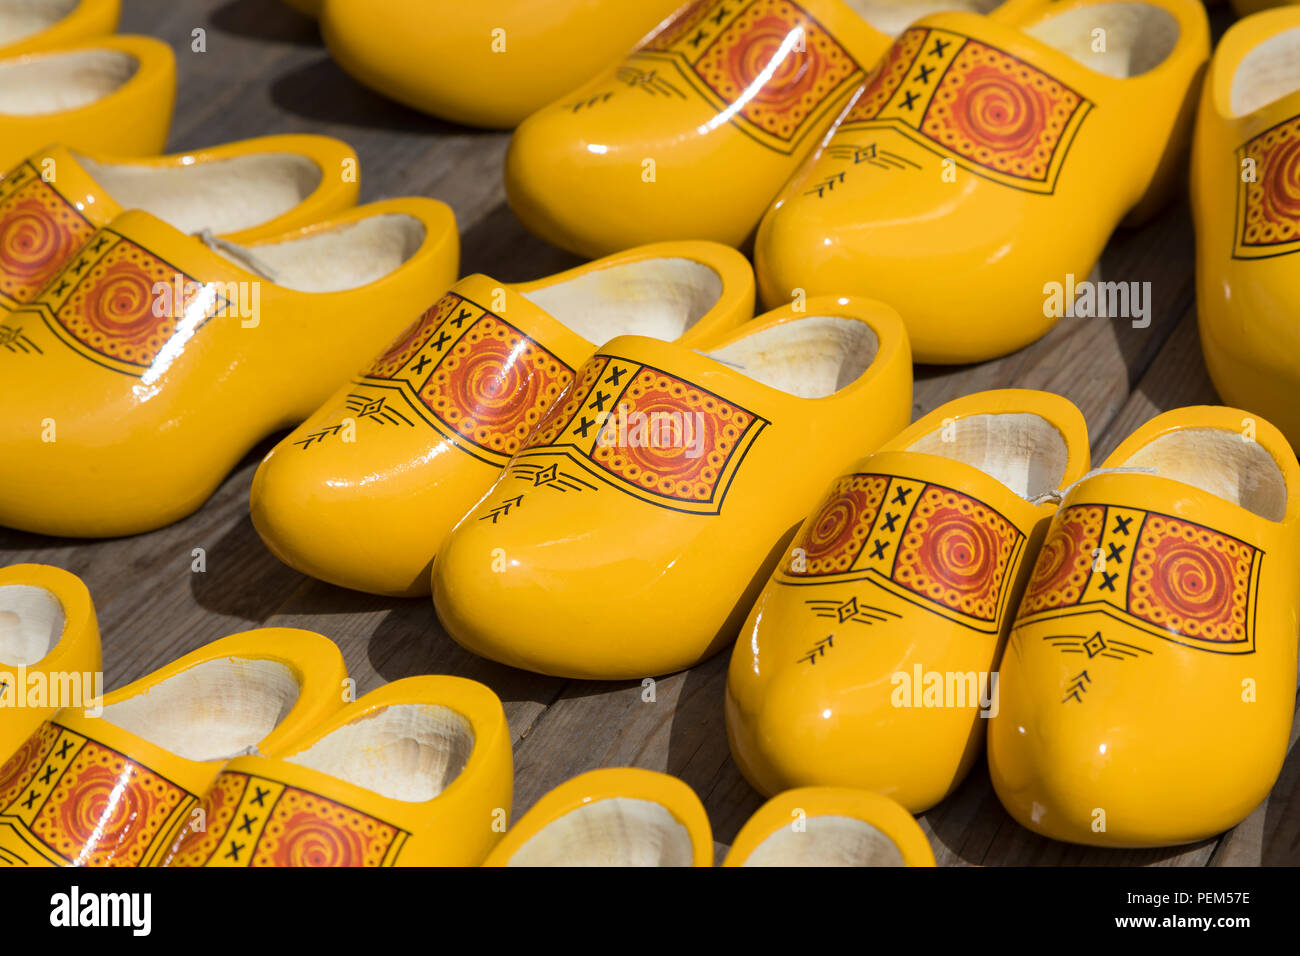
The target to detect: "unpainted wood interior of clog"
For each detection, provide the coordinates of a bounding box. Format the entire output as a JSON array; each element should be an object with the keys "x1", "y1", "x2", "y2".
[
  {"x1": 1122, "y1": 426, "x2": 1288, "y2": 521},
  {"x1": 742, "y1": 816, "x2": 906, "y2": 867},
  {"x1": 79, "y1": 152, "x2": 325, "y2": 237},
  {"x1": 845, "y1": 0, "x2": 1005, "y2": 38},
  {"x1": 1026, "y1": 2, "x2": 1179, "y2": 79},
  {"x1": 0, "y1": 585, "x2": 64, "y2": 667},
  {"x1": 702, "y1": 315, "x2": 879, "y2": 399},
  {"x1": 908, "y1": 412, "x2": 1069, "y2": 500},
  {"x1": 0, "y1": 0, "x2": 78, "y2": 47},
  {"x1": 101, "y1": 657, "x2": 300, "y2": 762},
  {"x1": 0, "y1": 48, "x2": 137, "y2": 116},
  {"x1": 285, "y1": 703, "x2": 475, "y2": 803},
  {"x1": 1229, "y1": 26, "x2": 1300, "y2": 117},
  {"x1": 521, "y1": 257, "x2": 723, "y2": 345},
  {"x1": 211, "y1": 213, "x2": 426, "y2": 293},
  {"x1": 506, "y1": 797, "x2": 695, "y2": 867}
]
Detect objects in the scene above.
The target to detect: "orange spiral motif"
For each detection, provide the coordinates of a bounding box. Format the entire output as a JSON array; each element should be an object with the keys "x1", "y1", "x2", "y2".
[
  {"x1": 270, "y1": 811, "x2": 370, "y2": 867},
  {"x1": 53, "y1": 763, "x2": 145, "y2": 852},
  {"x1": 1258, "y1": 136, "x2": 1300, "y2": 241},
  {"x1": 0, "y1": 199, "x2": 75, "y2": 286},
  {"x1": 1019, "y1": 506, "x2": 1103, "y2": 616},
  {"x1": 0, "y1": 725, "x2": 55, "y2": 811},
  {"x1": 794, "y1": 475, "x2": 888, "y2": 574},
  {"x1": 725, "y1": 15, "x2": 810, "y2": 105},
  {"x1": 950, "y1": 71, "x2": 1044, "y2": 153}
]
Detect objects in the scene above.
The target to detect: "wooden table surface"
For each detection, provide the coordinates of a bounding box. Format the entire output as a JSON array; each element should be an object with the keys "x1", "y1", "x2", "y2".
[{"x1": 3, "y1": 0, "x2": 1295, "y2": 866}]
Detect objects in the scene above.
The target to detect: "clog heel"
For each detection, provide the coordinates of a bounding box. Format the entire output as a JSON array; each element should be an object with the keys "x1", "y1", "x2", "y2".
[
  {"x1": 482, "y1": 769, "x2": 713, "y2": 867},
  {"x1": 0, "y1": 564, "x2": 100, "y2": 764},
  {"x1": 0, "y1": 0, "x2": 119, "y2": 57},
  {"x1": 0, "y1": 36, "x2": 175, "y2": 171},
  {"x1": 160, "y1": 676, "x2": 512, "y2": 867},
  {"x1": 433, "y1": 295, "x2": 912, "y2": 680},
  {"x1": 988, "y1": 406, "x2": 1300, "y2": 847},
  {"x1": 755, "y1": 0, "x2": 1210, "y2": 363},
  {"x1": 0, "y1": 629, "x2": 347, "y2": 867},
  {"x1": 0, "y1": 134, "x2": 360, "y2": 317},
  {"x1": 0, "y1": 198, "x2": 458, "y2": 537},
  {"x1": 726, "y1": 389, "x2": 1090, "y2": 811},
  {"x1": 251, "y1": 241, "x2": 754, "y2": 597},
  {"x1": 723, "y1": 787, "x2": 935, "y2": 866},
  {"x1": 1194, "y1": 7, "x2": 1300, "y2": 452}
]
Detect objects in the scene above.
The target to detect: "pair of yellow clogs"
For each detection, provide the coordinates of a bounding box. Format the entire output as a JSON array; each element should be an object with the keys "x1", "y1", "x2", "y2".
[
  {"x1": 727, "y1": 394, "x2": 1299, "y2": 849},
  {"x1": 486, "y1": 768, "x2": 934, "y2": 867},
  {"x1": 0, "y1": 565, "x2": 511, "y2": 867}
]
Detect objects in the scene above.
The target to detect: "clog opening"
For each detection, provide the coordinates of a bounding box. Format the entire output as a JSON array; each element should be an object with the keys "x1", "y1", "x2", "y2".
[
  {"x1": 215, "y1": 213, "x2": 426, "y2": 293},
  {"x1": 101, "y1": 657, "x2": 300, "y2": 762},
  {"x1": 1121, "y1": 426, "x2": 1287, "y2": 521},
  {"x1": 1026, "y1": 2, "x2": 1179, "y2": 79},
  {"x1": 702, "y1": 315, "x2": 878, "y2": 398},
  {"x1": 907, "y1": 412, "x2": 1069, "y2": 500},
  {"x1": 521, "y1": 257, "x2": 724, "y2": 345},
  {"x1": 742, "y1": 816, "x2": 906, "y2": 867},
  {"x1": 284, "y1": 703, "x2": 475, "y2": 803},
  {"x1": 79, "y1": 151, "x2": 325, "y2": 237},
  {"x1": 0, "y1": 0, "x2": 78, "y2": 47},
  {"x1": 505, "y1": 797, "x2": 695, "y2": 867},
  {"x1": 0, "y1": 585, "x2": 64, "y2": 667},
  {"x1": 0, "y1": 48, "x2": 139, "y2": 117},
  {"x1": 1228, "y1": 26, "x2": 1300, "y2": 117},
  {"x1": 845, "y1": 0, "x2": 1006, "y2": 38}
]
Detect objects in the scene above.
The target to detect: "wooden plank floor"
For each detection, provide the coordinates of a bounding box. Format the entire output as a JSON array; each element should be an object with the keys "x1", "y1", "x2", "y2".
[{"x1": 4, "y1": 0, "x2": 1295, "y2": 866}]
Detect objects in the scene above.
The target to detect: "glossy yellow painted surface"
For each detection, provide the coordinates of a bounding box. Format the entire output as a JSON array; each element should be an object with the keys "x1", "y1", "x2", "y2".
[
  {"x1": 320, "y1": 0, "x2": 685, "y2": 129},
  {"x1": 0, "y1": 0, "x2": 119, "y2": 57},
  {"x1": 1194, "y1": 8, "x2": 1300, "y2": 450},
  {"x1": 482, "y1": 768, "x2": 713, "y2": 867},
  {"x1": 0, "y1": 134, "x2": 361, "y2": 317},
  {"x1": 988, "y1": 407, "x2": 1300, "y2": 847},
  {"x1": 755, "y1": 0, "x2": 1210, "y2": 363},
  {"x1": 160, "y1": 676, "x2": 513, "y2": 867},
  {"x1": 433, "y1": 295, "x2": 913, "y2": 680},
  {"x1": 0, "y1": 36, "x2": 176, "y2": 171},
  {"x1": 0, "y1": 198, "x2": 459, "y2": 537},
  {"x1": 722, "y1": 787, "x2": 936, "y2": 865},
  {"x1": 0, "y1": 564, "x2": 101, "y2": 764},
  {"x1": 0, "y1": 629, "x2": 348, "y2": 867},
  {"x1": 251, "y1": 241, "x2": 755, "y2": 598},
  {"x1": 727, "y1": 390, "x2": 1089, "y2": 811}
]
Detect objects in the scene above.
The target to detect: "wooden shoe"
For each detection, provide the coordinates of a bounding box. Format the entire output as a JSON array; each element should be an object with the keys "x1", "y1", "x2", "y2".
[
  {"x1": 0, "y1": 134, "x2": 360, "y2": 316},
  {"x1": 251, "y1": 241, "x2": 754, "y2": 598},
  {"x1": 1194, "y1": 7, "x2": 1300, "y2": 451},
  {"x1": 0, "y1": 198, "x2": 458, "y2": 537},
  {"x1": 722, "y1": 787, "x2": 935, "y2": 865},
  {"x1": 0, "y1": 564, "x2": 100, "y2": 766},
  {"x1": 0, "y1": 629, "x2": 347, "y2": 867},
  {"x1": 0, "y1": 36, "x2": 175, "y2": 171},
  {"x1": 988, "y1": 406, "x2": 1300, "y2": 847},
  {"x1": 0, "y1": 0, "x2": 119, "y2": 57},
  {"x1": 482, "y1": 768, "x2": 712, "y2": 866},
  {"x1": 726, "y1": 389, "x2": 1089, "y2": 812},
  {"x1": 320, "y1": 0, "x2": 686, "y2": 129},
  {"x1": 755, "y1": 0, "x2": 1210, "y2": 363},
  {"x1": 159, "y1": 676, "x2": 512, "y2": 867},
  {"x1": 433, "y1": 295, "x2": 912, "y2": 679}
]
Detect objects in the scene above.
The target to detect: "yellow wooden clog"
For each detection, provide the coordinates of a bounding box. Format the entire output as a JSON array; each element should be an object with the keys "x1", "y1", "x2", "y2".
[
  {"x1": 755, "y1": 0, "x2": 1210, "y2": 363},
  {"x1": 251, "y1": 242, "x2": 755, "y2": 598},
  {"x1": 727, "y1": 389, "x2": 1089, "y2": 812},
  {"x1": 482, "y1": 768, "x2": 713, "y2": 866},
  {"x1": 0, "y1": 36, "x2": 175, "y2": 171},
  {"x1": 0, "y1": 564, "x2": 100, "y2": 766},
  {"x1": 159, "y1": 675, "x2": 512, "y2": 867},
  {"x1": 320, "y1": 0, "x2": 685, "y2": 129},
  {"x1": 433, "y1": 295, "x2": 913, "y2": 680},
  {"x1": 988, "y1": 406, "x2": 1300, "y2": 847},
  {"x1": 1194, "y1": 8, "x2": 1300, "y2": 451},
  {"x1": 506, "y1": 0, "x2": 1046, "y2": 258},
  {"x1": 0, "y1": 198, "x2": 458, "y2": 537},
  {"x1": 0, "y1": 134, "x2": 360, "y2": 317},
  {"x1": 0, "y1": 0, "x2": 119, "y2": 57},
  {"x1": 0, "y1": 629, "x2": 348, "y2": 867},
  {"x1": 723, "y1": 787, "x2": 935, "y2": 865}
]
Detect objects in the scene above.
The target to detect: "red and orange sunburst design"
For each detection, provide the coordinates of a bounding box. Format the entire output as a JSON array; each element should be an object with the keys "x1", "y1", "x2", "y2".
[
  {"x1": 0, "y1": 722, "x2": 59, "y2": 813},
  {"x1": 789, "y1": 474, "x2": 889, "y2": 576},
  {"x1": 161, "y1": 769, "x2": 247, "y2": 867},
  {"x1": 1018, "y1": 505, "x2": 1104, "y2": 616},
  {"x1": 1235, "y1": 113, "x2": 1300, "y2": 259},
  {"x1": 0, "y1": 172, "x2": 94, "y2": 306},
  {"x1": 254, "y1": 788, "x2": 400, "y2": 867}
]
